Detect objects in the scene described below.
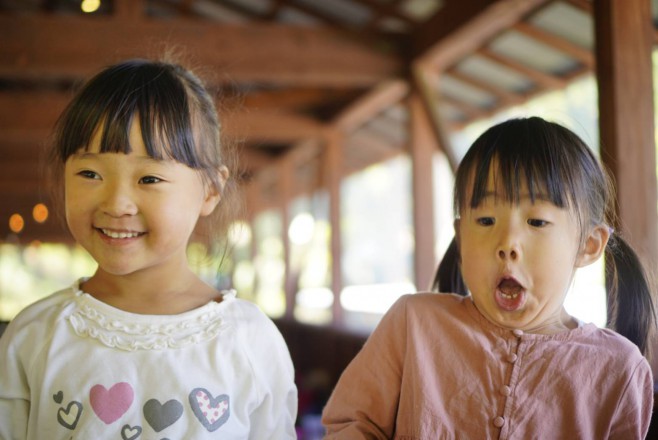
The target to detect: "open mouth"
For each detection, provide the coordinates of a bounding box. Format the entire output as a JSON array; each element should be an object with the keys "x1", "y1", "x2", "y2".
[{"x1": 495, "y1": 277, "x2": 526, "y2": 311}]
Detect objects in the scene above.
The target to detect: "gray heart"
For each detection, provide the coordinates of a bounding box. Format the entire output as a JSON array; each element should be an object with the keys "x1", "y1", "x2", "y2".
[{"x1": 143, "y1": 399, "x2": 183, "y2": 432}]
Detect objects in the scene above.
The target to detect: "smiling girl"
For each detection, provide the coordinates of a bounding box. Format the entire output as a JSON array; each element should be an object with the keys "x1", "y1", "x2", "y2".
[
  {"x1": 322, "y1": 117, "x2": 656, "y2": 439},
  {"x1": 0, "y1": 59, "x2": 297, "y2": 439}
]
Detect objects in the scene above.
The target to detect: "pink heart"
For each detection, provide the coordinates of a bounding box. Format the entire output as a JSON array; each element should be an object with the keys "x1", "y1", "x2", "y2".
[{"x1": 90, "y1": 382, "x2": 134, "y2": 424}]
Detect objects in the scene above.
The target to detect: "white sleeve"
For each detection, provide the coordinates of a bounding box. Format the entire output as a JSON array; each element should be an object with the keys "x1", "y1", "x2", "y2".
[
  {"x1": 238, "y1": 305, "x2": 297, "y2": 440},
  {"x1": 0, "y1": 321, "x2": 30, "y2": 440}
]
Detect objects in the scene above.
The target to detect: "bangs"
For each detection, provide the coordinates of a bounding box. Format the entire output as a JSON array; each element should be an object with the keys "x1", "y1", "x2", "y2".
[
  {"x1": 455, "y1": 118, "x2": 585, "y2": 215},
  {"x1": 54, "y1": 60, "x2": 201, "y2": 168}
]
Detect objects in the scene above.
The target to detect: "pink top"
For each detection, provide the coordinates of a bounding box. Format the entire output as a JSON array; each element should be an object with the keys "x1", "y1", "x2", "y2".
[{"x1": 322, "y1": 293, "x2": 653, "y2": 439}]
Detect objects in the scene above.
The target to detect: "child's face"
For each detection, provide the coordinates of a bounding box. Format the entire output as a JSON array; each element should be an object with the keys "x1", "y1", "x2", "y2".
[
  {"x1": 64, "y1": 117, "x2": 219, "y2": 278},
  {"x1": 457, "y1": 168, "x2": 587, "y2": 333}
]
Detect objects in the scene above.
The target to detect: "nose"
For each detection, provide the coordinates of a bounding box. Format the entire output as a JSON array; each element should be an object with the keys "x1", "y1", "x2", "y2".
[
  {"x1": 100, "y1": 181, "x2": 138, "y2": 217},
  {"x1": 496, "y1": 225, "x2": 521, "y2": 261},
  {"x1": 498, "y1": 247, "x2": 519, "y2": 261}
]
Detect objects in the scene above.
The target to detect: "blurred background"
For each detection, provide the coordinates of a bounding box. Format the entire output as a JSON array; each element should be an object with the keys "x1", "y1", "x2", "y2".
[{"x1": 1, "y1": 0, "x2": 658, "y2": 437}]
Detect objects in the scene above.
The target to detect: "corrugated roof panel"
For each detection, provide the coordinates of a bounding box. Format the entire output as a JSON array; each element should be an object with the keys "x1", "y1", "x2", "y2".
[
  {"x1": 529, "y1": 1, "x2": 593, "y2": 49},
  {"x1": 192, "y1": 1, "x2": 250, "y2": 22},
  {"x1": 440, "y1": 75, "x2": 497, "y2": 109},
  {"x1": 400, "y1": 0, "x2": 444, "y2": 21},
  {"x1": 437, "y1": 102, "x2": 467, "y2": 122},
  {"x1": 235, "y1": 0, "x2": 273, "y2": 15},
  {"x1": 456, "y1": 55, "x2": 534, "y2": 93},
  {"x1": 277, "y1": 6, "x2": 321, "y2": 25},
  {"x1": 489, "y1": 30, "x2": 580, "y2": 75},
  {"x1": 295, "y1": 0, "x2": 372, "y2": 26}
]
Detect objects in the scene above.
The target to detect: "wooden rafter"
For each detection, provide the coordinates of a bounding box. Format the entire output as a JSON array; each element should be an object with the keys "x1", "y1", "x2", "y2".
[
  {"x1": 334, "y1": 79, "x2": 409, "y2": 132},
  {"x1": 513, "y1": 22, "x2": 594, "y2": 68},
  {"x1": 478, "y1": 48, "x2": 566, "y2": 90},
  {"x1": 445, "y1": 69, "x2": 524, "y2": 107},
  {"x1": 0, "y1": 14, "x2": 400, "y2": 87},
  {"x1": 414, "y1": 0, "x2": 550, "y2": 69}
]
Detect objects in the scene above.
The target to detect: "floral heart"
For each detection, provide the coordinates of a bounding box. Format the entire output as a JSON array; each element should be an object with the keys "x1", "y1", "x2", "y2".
[{"x1": 188, "y1": 388, "x2": 230, "y2": 432}]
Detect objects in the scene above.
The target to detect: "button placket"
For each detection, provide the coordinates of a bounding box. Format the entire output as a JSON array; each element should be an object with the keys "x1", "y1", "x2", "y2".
[{"x1": 494, "y1": 330, "x2": 524, "y2": 437}]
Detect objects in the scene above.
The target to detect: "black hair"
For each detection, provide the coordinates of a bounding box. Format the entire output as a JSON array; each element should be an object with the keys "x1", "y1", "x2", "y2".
[
  {"x1": 49, "y1": 58, "x2": 240, "y2": 241},
  {"x1": 442, "y1": 116, "x2": 656, "y2": 356},
  {"x1": 432, "y1": 237, "x2": 467, "y2": 296}
]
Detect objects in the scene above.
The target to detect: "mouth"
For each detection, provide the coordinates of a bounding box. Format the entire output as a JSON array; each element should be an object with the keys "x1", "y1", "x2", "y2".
[
  {"x1": 97, "y1": 228, "x2": 145, "y2": 240},
  {"x1": 495, "y1": 276, "x2": 526, "y2": 311}
]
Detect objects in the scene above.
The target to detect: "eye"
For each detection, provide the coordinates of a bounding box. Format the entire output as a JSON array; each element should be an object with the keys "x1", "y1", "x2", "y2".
[
  {"x1": 476, "y1": 217, "x2": 495, "y2": 226},
  {"x1": 77, "y1": 170, "x2": 100, "y2": 180},
  {"x1": 527, "y1": 218, "x2": 549, "y2": 228},
  {"x1": 139, "y1": 175, "x2": 162, "y2": 184}
]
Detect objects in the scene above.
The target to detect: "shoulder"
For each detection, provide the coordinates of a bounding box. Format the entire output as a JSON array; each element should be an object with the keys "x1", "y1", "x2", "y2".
[
  {"x1": 577, "y1": 325, "x2": 648, "y2": 364},
  {"x1": 2, "y1": 284, "x2": 77, "y2": 338},
  {"x1": 223, "y1": 296, "x2": 290, "y2": 356},
  {"x1": 388, "y1": 292, "x2": 471, "y2": 321},
  {"x1": 223, "y1": 296, "x2": 279, "y2": 332}
]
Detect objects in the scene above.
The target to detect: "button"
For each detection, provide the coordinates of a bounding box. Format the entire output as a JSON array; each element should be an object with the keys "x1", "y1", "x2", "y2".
[
  {"x1": 500, "y1": 385, "x2": 511, "y2": 396},
  {"x1": 493, "y1": 416, "x2": 505, "y2": 428},
  {"x1": 507, "y1": 353, "x2": 518, "y2": 363},
  {"x1": 512, "y1": 329, "x2": 524, "y2": 337}
]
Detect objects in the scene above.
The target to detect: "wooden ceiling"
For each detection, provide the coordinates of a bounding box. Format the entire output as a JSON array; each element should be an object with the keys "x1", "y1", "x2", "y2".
[{"x1": 0, "y1": 0, "x2": 630, "y2": 242}]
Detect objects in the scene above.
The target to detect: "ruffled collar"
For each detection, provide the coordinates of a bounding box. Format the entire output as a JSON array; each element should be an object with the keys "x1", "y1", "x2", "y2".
[{"x1": 67, "y1": 279, "x2": 236, "y2": 351}]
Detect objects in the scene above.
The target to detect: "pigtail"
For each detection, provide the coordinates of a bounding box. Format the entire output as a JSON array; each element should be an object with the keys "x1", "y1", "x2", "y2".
[
  {"x1": 605, "y1": 233, "x2": 657, "y2": 357},
  {"x1": 432, "y1": 237, "x2": 468, "y2": 296}
]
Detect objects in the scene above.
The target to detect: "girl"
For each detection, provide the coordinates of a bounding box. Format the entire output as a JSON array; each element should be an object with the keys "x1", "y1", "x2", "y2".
[
  {"x1": 322, "y1": 117, "x2": 656, "y2": 439},
  {"x1": 0, "y1": 59, "x2": 297, "y2": 439}
]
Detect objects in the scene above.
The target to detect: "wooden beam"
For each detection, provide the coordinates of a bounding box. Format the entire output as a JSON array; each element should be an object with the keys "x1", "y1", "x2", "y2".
[
  {"x1": 242, "y1": 87, "x2": 362, "y2": 110},
  {"x1": 0, "y1": 14, "x2": 401, "y2": 87},
  {"x1": 114, "y1": 0, "x2": 144, "y2": 20},
  {"x1": 414, "y1": 0, "x2": 550, "y2": 69},
  {"x1": 334, "y1": 79, "x2": 409, "y2": 132},
  {"x1": 0, "y1": 91, "x2": 327, "y2": 144}
]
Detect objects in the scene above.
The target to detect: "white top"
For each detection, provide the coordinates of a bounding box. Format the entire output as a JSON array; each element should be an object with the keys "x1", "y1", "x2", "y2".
[{"x1": 0, "y1": 280, "x2": 297, "y2": 439}]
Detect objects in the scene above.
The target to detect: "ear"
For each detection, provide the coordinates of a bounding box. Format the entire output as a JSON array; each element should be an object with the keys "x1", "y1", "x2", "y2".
[
  {"x1": 200, "y1": 166, "x2": 229, "y2": 217},
  {"x1": 575, "y1": 224, "x2": 610, "y2": 268}
]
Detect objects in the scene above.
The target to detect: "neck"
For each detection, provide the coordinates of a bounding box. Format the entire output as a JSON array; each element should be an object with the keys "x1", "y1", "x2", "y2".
[
  {"x1": 81, "y1": 263, "x2": 220, "y2": 315},
  {"x1": 524, "y1": 308, "x2": 579, "y2": 334}
]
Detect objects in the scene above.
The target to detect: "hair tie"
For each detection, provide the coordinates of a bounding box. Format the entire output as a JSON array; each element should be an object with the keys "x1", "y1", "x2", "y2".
[{"x1": 608, "y1": 226, "x2": 615, "y2": 235}]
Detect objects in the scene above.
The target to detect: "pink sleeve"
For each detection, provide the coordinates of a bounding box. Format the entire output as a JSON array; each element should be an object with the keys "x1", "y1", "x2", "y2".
[
  {"x1": 609, "y1": 358, "x2": 654, "y2": 439},
  {"x1": 321, "y1": 296, "x2": 409, "y2": 439}
]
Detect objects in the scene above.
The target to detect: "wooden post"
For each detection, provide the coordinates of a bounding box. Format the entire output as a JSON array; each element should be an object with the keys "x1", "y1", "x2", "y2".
[
  {"x1": 280, "y1": 157, "x2": 295, "y2": 320},
  {"x1": 324, "y1": 129, "x2": 344, "y2": 326},
  {"x1": 594, "y1": 0, "x2": 658, "y2": 374},
  {"x1": 409, "y1": 94, "x2": 437, "y2": 290}
]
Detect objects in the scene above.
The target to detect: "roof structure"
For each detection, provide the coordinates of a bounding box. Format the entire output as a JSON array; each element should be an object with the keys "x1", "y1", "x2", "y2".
[{"x1": 0, "y1": 0, "x2": 656, "y2": 278}]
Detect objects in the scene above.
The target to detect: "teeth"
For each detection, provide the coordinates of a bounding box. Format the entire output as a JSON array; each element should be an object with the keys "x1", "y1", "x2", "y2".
[
  {"x1": 101, "y1": 229, "x2": 141, "y2": 239},
  {"x1": 500, "y1": 292, "x2": 519, "y2": 299}
]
